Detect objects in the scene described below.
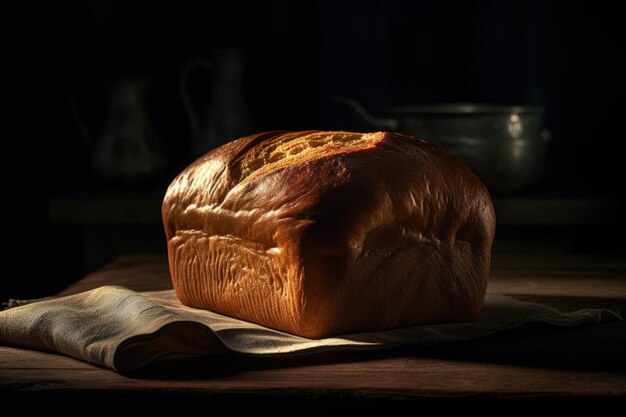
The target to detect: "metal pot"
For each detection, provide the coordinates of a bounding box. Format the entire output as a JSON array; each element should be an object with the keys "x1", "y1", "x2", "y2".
[{"x1": 335, "y1": 97, "x2": 550, "y2": 195}]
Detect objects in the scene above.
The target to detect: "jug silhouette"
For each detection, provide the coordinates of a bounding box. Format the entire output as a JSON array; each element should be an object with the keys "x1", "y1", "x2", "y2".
[
  {"x1": 180, "y1": 49, "x2": 253, "y2": 157},
  {"x1": 73, "y1": 76, "x2": 166, "y2": 183}
]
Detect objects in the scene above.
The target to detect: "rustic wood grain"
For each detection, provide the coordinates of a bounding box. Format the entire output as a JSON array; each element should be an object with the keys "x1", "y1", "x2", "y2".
[
  {"x1": 1, "y1": 346, "x2": 625, "y2": 397},
  {"x1": 2, "y1": 253, "x2": 625, "y2": 408}
]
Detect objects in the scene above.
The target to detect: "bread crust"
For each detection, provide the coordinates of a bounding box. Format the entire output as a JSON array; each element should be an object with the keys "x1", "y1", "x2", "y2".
[{"x1": 163, "y1": 131, "x2": 495, "y2": 338}]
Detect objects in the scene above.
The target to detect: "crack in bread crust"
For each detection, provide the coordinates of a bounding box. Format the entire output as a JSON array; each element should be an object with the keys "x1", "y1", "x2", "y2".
[{"x1": 233, "y1": 131, "x2": 383, "y2": 184}]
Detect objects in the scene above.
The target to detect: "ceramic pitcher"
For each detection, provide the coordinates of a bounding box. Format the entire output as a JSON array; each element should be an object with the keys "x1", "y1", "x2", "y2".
[{"x1": 73, "y1": 76, "x2": 166, "y2": 183}]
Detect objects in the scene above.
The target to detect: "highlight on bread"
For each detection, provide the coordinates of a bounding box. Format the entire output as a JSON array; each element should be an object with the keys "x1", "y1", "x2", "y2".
[{"x1": 162, "y1": 131, "x2": 496, "y2": 338}]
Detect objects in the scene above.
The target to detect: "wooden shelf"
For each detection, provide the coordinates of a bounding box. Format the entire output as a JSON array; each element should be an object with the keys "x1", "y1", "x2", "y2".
[
  {"x1": 49, "y1": 191, "x2": 164, "y2": 225},
  {"x1": 49, "y1": 191, "x2": 622, "y2": 226},
  {"x1": 493, "y1": 197, "x2": 621, "y2": 225}
]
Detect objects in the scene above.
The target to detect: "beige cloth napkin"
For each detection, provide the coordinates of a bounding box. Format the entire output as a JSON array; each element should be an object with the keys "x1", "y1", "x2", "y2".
[{"x1": 0, "y1": 286, "x2": 619, "y2": 374}]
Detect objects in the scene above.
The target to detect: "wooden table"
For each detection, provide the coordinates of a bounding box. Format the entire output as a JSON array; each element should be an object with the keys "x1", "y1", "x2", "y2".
[{"x1": 1, "y1": 254, "x2": 625, "y2": 413}]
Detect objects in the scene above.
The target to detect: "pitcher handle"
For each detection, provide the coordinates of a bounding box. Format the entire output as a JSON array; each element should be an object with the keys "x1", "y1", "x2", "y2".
[{"x1": 180, "y1": 58, "x2": 213, "y2": 139}]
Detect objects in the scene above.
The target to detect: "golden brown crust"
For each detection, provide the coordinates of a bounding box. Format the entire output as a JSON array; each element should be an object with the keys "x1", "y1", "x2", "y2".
[{"x1": 163, "y1": 131, "x2": 496, "y2": 338}]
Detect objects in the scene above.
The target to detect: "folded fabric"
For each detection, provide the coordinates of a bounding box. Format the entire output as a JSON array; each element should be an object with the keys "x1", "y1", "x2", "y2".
[{"x1": 0, "y1": 286, "x2": 619, "y2": 374}]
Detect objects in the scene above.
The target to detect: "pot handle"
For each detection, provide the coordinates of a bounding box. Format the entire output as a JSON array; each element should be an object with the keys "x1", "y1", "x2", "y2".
[{"x1": 333, "y1": 96, "x2": 399, "y2": 131}]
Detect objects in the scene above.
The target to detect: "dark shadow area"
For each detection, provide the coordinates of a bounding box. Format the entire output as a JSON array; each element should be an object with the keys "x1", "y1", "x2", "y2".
[
  {"x1": 2, "y1": 1, "x2": 625, "y2": 301},
  {"x1": 419, "y1": 319, "x2": 626, "y2": 372}
]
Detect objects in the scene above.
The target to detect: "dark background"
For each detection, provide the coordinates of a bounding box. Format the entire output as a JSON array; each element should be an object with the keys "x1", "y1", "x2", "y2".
[{"x1": 2, "y1": 0, "x2": 625, "y2": 301}]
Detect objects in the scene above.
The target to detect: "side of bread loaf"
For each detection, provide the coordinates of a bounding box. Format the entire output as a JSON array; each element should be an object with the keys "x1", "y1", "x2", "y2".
[{"x1": 163, "y1": 131, "x2": 495, "y2": 338}]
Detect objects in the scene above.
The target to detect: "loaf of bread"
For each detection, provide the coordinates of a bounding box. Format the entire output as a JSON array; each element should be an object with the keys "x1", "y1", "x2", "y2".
[{"x1": 163, "y1": 131, "x2": 495, "y2": 338}]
